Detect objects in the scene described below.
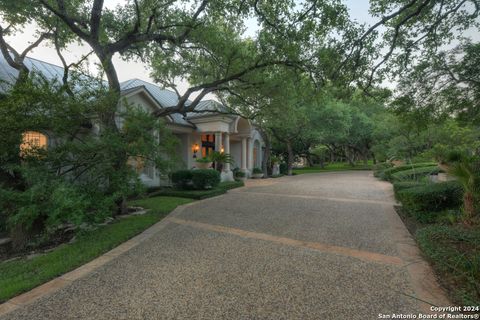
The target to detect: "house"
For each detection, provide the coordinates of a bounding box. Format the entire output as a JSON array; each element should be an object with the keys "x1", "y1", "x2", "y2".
[{"x1": 0, "y1": 56, "x2": 264, "y2": 186}]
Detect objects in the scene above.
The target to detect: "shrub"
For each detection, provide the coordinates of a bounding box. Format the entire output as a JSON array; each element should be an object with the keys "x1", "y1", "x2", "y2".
[
  {"x1": 252, "y1": 167, "x2": 263, "y2": 174},
  {"x1": 393, "y1": 181, "x2": 425, "y2": 197},
  {"x1": 279, "y1": 163, "x2": 288, "y2": 174},
  {"x1": 149, "y1": 181, "x2": 244, "y2": 200},
  {"x1": 373, "y1": 162, "x2": 393, "y2": 178},
  {"x1": 191, "y1": 169, "x2": 220, "y2": 189},
  {"x1": 220, "y1": 180, "x2": 244, "y2": 190},
  {"x1": 171, "y1": 170, "x2": 193, "y2": 189},
  {"x1": 391, "y1": 166, "x2": 441, "y2": 182},
  {"x1": 397, "y1": 180, "x2": 463, "y2": 213},
  {"x1": 381, "y1": 162, "x2": 437, "y2": 181},
  {"x1": 416, "y1": 225, "x2": 480, "y2": 305},
  {"x1": 235, "y1": 170, "x2": 246, "y2": 178}
]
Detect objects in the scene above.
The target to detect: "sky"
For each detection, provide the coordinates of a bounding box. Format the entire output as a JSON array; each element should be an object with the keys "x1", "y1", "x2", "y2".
[{"x1": 0, "y1": 0, "x2": 382, "y2": 95}]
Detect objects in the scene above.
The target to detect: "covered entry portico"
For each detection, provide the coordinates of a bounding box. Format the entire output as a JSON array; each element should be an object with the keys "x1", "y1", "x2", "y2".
[{"x1": 183, "y1": 113, "x2": 262, "y2": 180}]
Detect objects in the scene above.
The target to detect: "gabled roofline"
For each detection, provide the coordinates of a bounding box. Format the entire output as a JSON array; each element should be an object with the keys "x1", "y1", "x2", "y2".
[{"x1": 120, "y1": 85, "x2": 177, "y2": 123}]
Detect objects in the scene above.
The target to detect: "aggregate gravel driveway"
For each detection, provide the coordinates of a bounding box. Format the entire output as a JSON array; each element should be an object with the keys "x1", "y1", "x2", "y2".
[{"x1": 1, "y1": 171, "x2": 443, "y2": 320}]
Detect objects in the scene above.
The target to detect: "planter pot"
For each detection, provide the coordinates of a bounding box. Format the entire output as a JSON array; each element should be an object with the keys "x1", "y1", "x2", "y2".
[
  {"x1": 252, "y1": 173, "x2": 264, "y2": 179},
  {"x1": 195, "y1": 161, "x2": 213, "y2": 169}
]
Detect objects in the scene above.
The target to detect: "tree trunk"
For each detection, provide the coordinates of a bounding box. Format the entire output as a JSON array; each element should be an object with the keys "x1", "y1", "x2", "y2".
[
  {"x1": 286, "y1": 140, "x2": 294, "y2": 176},
  {"x1": 344, "y1": 146, "x2": 355, "y2": 167},
  {"x1": 96, "y1": 53, "x2": 128, "y2": 216},
  {"x1": 306, "y1": 154, "x2": 314, "y2": 167},
  {"x1": 362, "y1": 150, "x2": 368, "y2": 166}
]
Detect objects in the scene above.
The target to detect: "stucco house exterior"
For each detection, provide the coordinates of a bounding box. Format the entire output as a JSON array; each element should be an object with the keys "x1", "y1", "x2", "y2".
[{"x1": 0, "y1": 56, "x2": 264, "y2": 187}]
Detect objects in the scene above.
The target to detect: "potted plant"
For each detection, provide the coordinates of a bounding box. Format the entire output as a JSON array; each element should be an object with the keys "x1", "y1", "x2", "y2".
[
  {"x1": 209, "y1": 151, "x2": 234, "y2": 172},
  {"x1": 195, "y1": 157, "x2": 213, "y2": 169},
  {"x1": 252, "y1": 167, "x2": 264, "y2": 179},
  {"x1": 235, "y1": 170, "x2": 246, "y2": 181}
]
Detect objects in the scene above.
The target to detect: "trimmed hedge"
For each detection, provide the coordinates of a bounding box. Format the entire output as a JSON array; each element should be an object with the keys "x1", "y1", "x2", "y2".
[
  {"x1": 191, "y1": 169, "x2": 221, "y2": 189},
  {"x1": 380, "y1": 162, "x2": 437, "y2": 181},
  {"x1": 149, "y1": 181, "x2": 244, "y2": 200},
  {"x1": 391, "y1": 166, "x2": 441, "y2": 182},
  {"x1": 171, "y1": 170, "x2": 193, "y2": 189},
  {"x1": 393, "y1": 181, "x2": 425, "y2": 197},
  {"x1": 397, "y1": 180, "x2": 463, "y2": 213}
]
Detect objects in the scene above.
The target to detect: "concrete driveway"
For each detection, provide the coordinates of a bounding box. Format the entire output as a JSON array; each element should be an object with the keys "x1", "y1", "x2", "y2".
[{"x1": 0, "y1": 171, "x2": 449, "y2": 320}]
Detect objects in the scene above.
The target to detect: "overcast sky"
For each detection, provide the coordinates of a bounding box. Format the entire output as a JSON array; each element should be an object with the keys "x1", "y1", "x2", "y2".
[{"x1": 1, "y1": 0, "x2": 383, "y2": 94}]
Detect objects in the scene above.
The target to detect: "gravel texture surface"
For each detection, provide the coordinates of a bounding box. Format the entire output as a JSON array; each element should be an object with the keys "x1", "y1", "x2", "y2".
[{"x1": 1, "y1": 171, "x2": 420, "y2": 320}]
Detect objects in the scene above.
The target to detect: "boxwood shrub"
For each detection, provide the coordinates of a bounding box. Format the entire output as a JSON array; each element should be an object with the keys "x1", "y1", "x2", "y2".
[
  {"x1": 191, "y1": 169, "x2": 221, "y2": 190},
  {"x1": 391, "y1": 166, "x2": 441, "y2": 182},
  {"x1": 171, "y1": 170, "x2": 193, "y2": 189},
  {"x1": 397, "y1": 180, "x2": 463, "y2": 213},
  {"x1": 381, "y1": 162, "x2": 437, "y2": 181},
  {"x1": 393, "y1": 181, "x2": 425, "y2": 198}
]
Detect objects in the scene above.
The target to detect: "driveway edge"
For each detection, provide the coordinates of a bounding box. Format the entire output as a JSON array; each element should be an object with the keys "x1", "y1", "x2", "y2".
[
  {"x1": 0, "y1": 199, "x2": 201, "y2": 318},
  {"x1": 376, "y1": 179, "x2": 452, "y2": 314}
]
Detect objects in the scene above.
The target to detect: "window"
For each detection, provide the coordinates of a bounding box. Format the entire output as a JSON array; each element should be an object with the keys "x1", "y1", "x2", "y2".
[
  {"x1": 20, "y1": 131, "x2": 48, "y2": 156},
  {"x1": 201, "y1": 134, "x2": 215, "y2": 157}
]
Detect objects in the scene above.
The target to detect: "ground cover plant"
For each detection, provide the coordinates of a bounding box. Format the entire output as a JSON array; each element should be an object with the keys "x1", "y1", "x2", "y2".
[
  {"x1": 0, "y1": 196, "x2": 193, "y2": 302},
  {"x1": 417, "y1": 225, "x2": 480, "y2": 305}
]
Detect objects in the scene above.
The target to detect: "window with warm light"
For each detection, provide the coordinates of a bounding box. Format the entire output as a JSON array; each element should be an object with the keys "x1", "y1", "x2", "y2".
[{"x1": 20, "y1": 131, "x2": 48, "y2": 155}]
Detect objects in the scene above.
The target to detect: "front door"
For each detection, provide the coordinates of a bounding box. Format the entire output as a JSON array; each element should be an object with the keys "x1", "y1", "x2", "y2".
[{"x1": 201, "y1": 134, "x2": 215, "y2": 158}]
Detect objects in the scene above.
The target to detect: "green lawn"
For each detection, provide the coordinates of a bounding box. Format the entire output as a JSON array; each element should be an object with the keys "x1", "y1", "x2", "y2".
[
  {"x1": 0, "y1": 196, "x2": 193, "y2": 303},
  {"x1": 293, "y1": 161, "x2": 373, "y2": 174},
  {"x1": 149, "y1": 180, "x2": 245, "y2": 200}
]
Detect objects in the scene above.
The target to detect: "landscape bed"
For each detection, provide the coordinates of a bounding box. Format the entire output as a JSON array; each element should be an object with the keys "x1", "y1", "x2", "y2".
[
  {"x1": 0, "y1": 196, "x2": 193, "y2": 303},
  {"x1": 375, "y1": 163, "x2": 480, "y2": 305}
]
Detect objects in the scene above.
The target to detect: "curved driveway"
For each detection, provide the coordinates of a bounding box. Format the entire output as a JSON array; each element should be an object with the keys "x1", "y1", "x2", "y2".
[{"x1": 0, "y1": 171, "x2": 449, "y2": 319}]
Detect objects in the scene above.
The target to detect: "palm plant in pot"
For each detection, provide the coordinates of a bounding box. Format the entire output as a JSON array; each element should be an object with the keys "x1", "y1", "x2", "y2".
[
  {"x1": 252, "y1": 167, "x2": 264, "y2": 179},
  {"x1": 209, "y1": 151, "x2": 234, "y2": 172}
]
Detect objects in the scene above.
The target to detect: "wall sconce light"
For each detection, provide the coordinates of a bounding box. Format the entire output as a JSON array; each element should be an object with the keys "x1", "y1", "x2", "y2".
[
  {"x1": 220, "y1": 146, "x2": 225, "y2": 153},
  {"x1": 192, "y1": 143, "x2": 200, "y2": 158}
]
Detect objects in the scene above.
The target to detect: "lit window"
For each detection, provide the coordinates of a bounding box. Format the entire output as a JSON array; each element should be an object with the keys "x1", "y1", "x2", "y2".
[{"x1": 20, "y1": 131, "x2": 48, "y2": 155}]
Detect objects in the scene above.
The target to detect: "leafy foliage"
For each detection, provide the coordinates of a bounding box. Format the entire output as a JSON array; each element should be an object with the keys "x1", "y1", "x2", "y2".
[
  {"x1": 171, "y1": 170, "x2": 194, "y2": 189},
  {"x1": 416, "y1": 225, "x2": 480, "y2": 305},
  {"x1": 191, "y1": 169, "x2": 221, "y2": 190},
  {"x1": 397, "y1": 181, "x2": 463, "y2": 214},
  {"x1": 0, "y1": 76, "x2": 178, "y2": 248},
  {"x1": 390, "y1": 166, "x2": 441, "y2": 182},
  {"x1": 380, "y1": 162, "x2": 437, "y2": 181}
]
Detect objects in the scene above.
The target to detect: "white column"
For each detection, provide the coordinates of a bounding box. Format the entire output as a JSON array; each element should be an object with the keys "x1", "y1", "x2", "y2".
[
  {"x1": 215, "y1": 132, "x2": 222, "y2": 152},
  {"x1": 247, "y1": 138, "x2": 253, "y2": 169},
  {"x1": 224, "y1": 133, "x2": 230, "y2": 171},
  {"x1": 241, "y1": 137, "x2": 247, "y2": 170}
]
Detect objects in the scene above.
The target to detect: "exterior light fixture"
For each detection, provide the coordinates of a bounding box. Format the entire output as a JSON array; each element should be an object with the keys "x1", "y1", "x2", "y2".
[
  {"x1": 220, "y1": 146, "x2": 225, "y2": 153},
  {"x1": 192, "y1": 143, "x2": 200, "y2": 158}
]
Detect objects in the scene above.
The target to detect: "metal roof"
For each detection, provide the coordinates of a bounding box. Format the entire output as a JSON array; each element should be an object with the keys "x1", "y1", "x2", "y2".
[{"x1": 0, "y1": 55, "x2": 230, "y2": 127}]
